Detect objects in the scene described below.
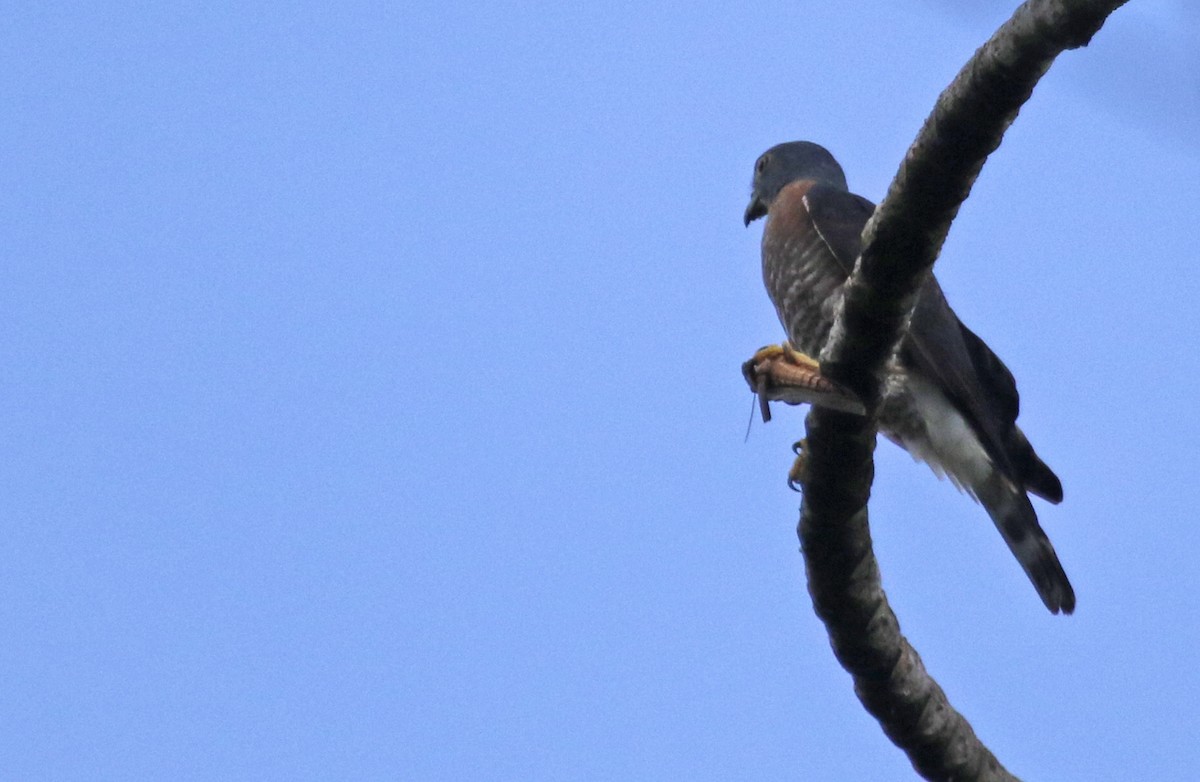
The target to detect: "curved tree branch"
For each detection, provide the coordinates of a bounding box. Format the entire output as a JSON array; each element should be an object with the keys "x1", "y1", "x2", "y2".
[{"x1": 796, "y1": 1, "x2": 1128, "y2": 780}]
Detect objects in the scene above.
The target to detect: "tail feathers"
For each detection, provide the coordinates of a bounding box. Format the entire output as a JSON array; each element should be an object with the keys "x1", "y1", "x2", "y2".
[
  {"x1": 1009, "y1": 426, "x2": 1063, "y2": 505},
  {"x1": 976, "y1": 473, "x2": 1075, "y2": 614}
]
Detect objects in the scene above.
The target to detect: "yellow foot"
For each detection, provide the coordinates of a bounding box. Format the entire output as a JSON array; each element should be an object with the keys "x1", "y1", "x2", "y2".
[
  {"x1": 787, "y1": 439, "x2": 807, "y2": 491},
  {"x1": 741, "y1": 343, "x2": 864, "y2": 422}
]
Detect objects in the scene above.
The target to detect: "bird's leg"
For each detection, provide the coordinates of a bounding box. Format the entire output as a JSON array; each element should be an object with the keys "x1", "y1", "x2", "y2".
[
  {"x1": 742, "y1": 343, "x2": 865, "y2": 489},
  {"x1": 788, "y1": 438, "x2": 808, "y2": 492},
  {"x1": 741, "y1": 343, "x2": 865, "y2": 421}
]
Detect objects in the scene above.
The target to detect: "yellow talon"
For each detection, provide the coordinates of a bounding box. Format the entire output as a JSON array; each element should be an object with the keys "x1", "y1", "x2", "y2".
[
  {"x1": 742, "y1": 342, "x2": 865, "y2": 418},
  {"x1": 787, "y1": 439, "x2": 808, "y2": 491}
]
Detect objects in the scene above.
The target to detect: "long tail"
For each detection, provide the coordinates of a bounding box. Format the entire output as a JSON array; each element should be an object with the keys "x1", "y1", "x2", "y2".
[{"x1": 974, "y1": 471, "x2": 1075, "y2": 614}]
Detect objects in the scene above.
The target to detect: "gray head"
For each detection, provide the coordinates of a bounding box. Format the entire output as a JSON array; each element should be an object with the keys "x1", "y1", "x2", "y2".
[{"x1": 743, "y1": 141, "x2": 848, "y2": 226}]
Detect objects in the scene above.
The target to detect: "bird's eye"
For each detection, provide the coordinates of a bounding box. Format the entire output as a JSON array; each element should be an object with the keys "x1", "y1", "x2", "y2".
[{"x1": 755, "y1": 154, "x2": 769, "y2": 174}]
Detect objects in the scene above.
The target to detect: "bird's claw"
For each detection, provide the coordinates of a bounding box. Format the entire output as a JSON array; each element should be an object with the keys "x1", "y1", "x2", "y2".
[
  {"x1": 787, "y1": 439, "x2": 808, "y2": 491},
  {"x1": 741, "y1": 343, "x2": 865, "y2": 420}
]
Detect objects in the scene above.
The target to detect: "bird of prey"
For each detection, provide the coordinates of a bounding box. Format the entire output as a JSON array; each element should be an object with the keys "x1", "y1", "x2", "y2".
[{"x1": 744, "y1": 141, "x2": 1074, "y2": 614}]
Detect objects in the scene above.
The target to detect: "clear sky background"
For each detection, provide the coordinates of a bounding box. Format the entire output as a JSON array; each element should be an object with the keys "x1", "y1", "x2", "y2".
[{"x1": 1, "y1": 2, "x2": 1197, "y2": 779}]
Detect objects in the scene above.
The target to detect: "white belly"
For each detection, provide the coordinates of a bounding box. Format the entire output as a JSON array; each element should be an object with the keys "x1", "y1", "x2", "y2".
[{"x1": 883, "y1": 372, "x2": 995, "y2": 498}]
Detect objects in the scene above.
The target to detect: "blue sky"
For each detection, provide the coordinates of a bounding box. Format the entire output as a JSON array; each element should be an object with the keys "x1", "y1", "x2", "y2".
[{"x1": 2, "y1": 2, "x2": 1197, "y2": 779}]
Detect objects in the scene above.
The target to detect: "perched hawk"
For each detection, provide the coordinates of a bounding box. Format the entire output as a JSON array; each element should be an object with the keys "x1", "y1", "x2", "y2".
[{"x1": 745, "y1": 141, "x2": 1074, "y2": 614}]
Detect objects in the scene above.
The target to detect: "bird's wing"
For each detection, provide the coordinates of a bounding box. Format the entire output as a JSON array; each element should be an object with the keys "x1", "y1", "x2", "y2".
[
  {"x1": 903, "y1": 280, "x2": 1021, "y2": 481},
  {"x1": 957, "y1": 321, "x2": 1063, "y2": 503},
  {"x1": 903, "y1": 263, "x2": 1064, "y2": 502},
  {"x1": 802, "y1": 185, "x2": 874, "y2": 278},
  {"x1": 804, "y1": 185, "x2": 1056, "y2": 496}
]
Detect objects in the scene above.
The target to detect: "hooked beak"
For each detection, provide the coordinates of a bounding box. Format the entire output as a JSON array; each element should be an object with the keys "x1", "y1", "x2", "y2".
[{"x1": 743, "y1": 195, "x2": 767, "y2": 226}]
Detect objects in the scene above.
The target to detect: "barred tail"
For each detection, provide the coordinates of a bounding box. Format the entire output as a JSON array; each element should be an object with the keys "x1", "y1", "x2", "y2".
[{"x1": 974, "y1": 471, "x2": 1075, "y2": 614}]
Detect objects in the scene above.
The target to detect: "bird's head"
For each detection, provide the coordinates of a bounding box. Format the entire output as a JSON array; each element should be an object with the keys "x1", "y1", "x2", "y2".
[{"x1": 744, "y1": 141, "x2": 848, "y2": 226}]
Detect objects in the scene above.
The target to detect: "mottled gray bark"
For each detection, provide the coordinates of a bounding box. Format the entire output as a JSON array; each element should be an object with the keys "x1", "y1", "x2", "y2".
[{"x1": 795, "y1": 1, "x2": 1128, "y2": 780}]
